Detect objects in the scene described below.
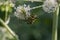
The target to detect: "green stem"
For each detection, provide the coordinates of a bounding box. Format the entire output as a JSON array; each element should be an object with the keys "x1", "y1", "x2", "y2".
[
  {"x1": 59, "y1": 4, "x2": 60, "y2": 6},
  {"x1": 30, "y1": 5, "x2": 42, "y2": 10},
  {"x1": 24, "y1": 0, "x2": 43, "y2": 2},
  {"x1": 5, "y1": 11, "x2": 8, "y2": 22},
  {"x1": 0, "y1": 18, "x2": 19, "y2": 40},
  {"x1": 52, "y1": 6, "x2": 59, "y2": 40}
]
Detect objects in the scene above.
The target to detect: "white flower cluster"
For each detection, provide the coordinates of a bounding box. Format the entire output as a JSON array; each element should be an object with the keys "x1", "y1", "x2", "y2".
[
  {"x1": 0, "y1": 27, "x2": 6, "y2": 40},
  {"x1": 0, "y1": 0, "x2": 15, "y2": 12},
  {"x1": 0, "y1": 0, "x2": 15, "y2": 7},
  {"x1": 14, "y1": 4, "x2": 31, "y2": 20},
  {"x1": 0, "y1": 27, "x2": 14, "y2": 40},
  {"x1": 42, "y1": 0, "x2": 58, "y2": 13}
]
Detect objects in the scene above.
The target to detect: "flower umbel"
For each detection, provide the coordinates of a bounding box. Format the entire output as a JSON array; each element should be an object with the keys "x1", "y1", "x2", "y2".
[
  {"x1": 0, "y1": 1, "x2": 15, "y2": 12},
  {"x1": 0, "y1": 0, "x2": 15, "y2": 22},
  {"x1": 14, "y1": 4, "x2": 31, "y2": 20},
  {"x1": 42, "y1": 0, "x2": 58, "y2": 13},
  {"x1": 0, "y1": 27, "x2": 15, "y2": 40}
]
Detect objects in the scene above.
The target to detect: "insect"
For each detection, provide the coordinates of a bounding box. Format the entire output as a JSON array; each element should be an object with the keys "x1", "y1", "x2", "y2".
[{"x1": 26, "y1": 14, "x2": 37, "y2": 24}]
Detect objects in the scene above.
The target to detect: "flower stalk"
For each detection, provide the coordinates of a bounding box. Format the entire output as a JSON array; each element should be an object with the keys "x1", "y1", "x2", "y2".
[
  {"x1": 30, "y1": 5, "x2": 42, "y2": 10},
  {"x1": 0, "y1": 18, "x2": 19, "y2": 40},
  {"x1": 52, "y1": 6, "x2": 59, "y2": 40},
  {"x1": 5, "y1": 10, "x2": 8, "y2": 22}
]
